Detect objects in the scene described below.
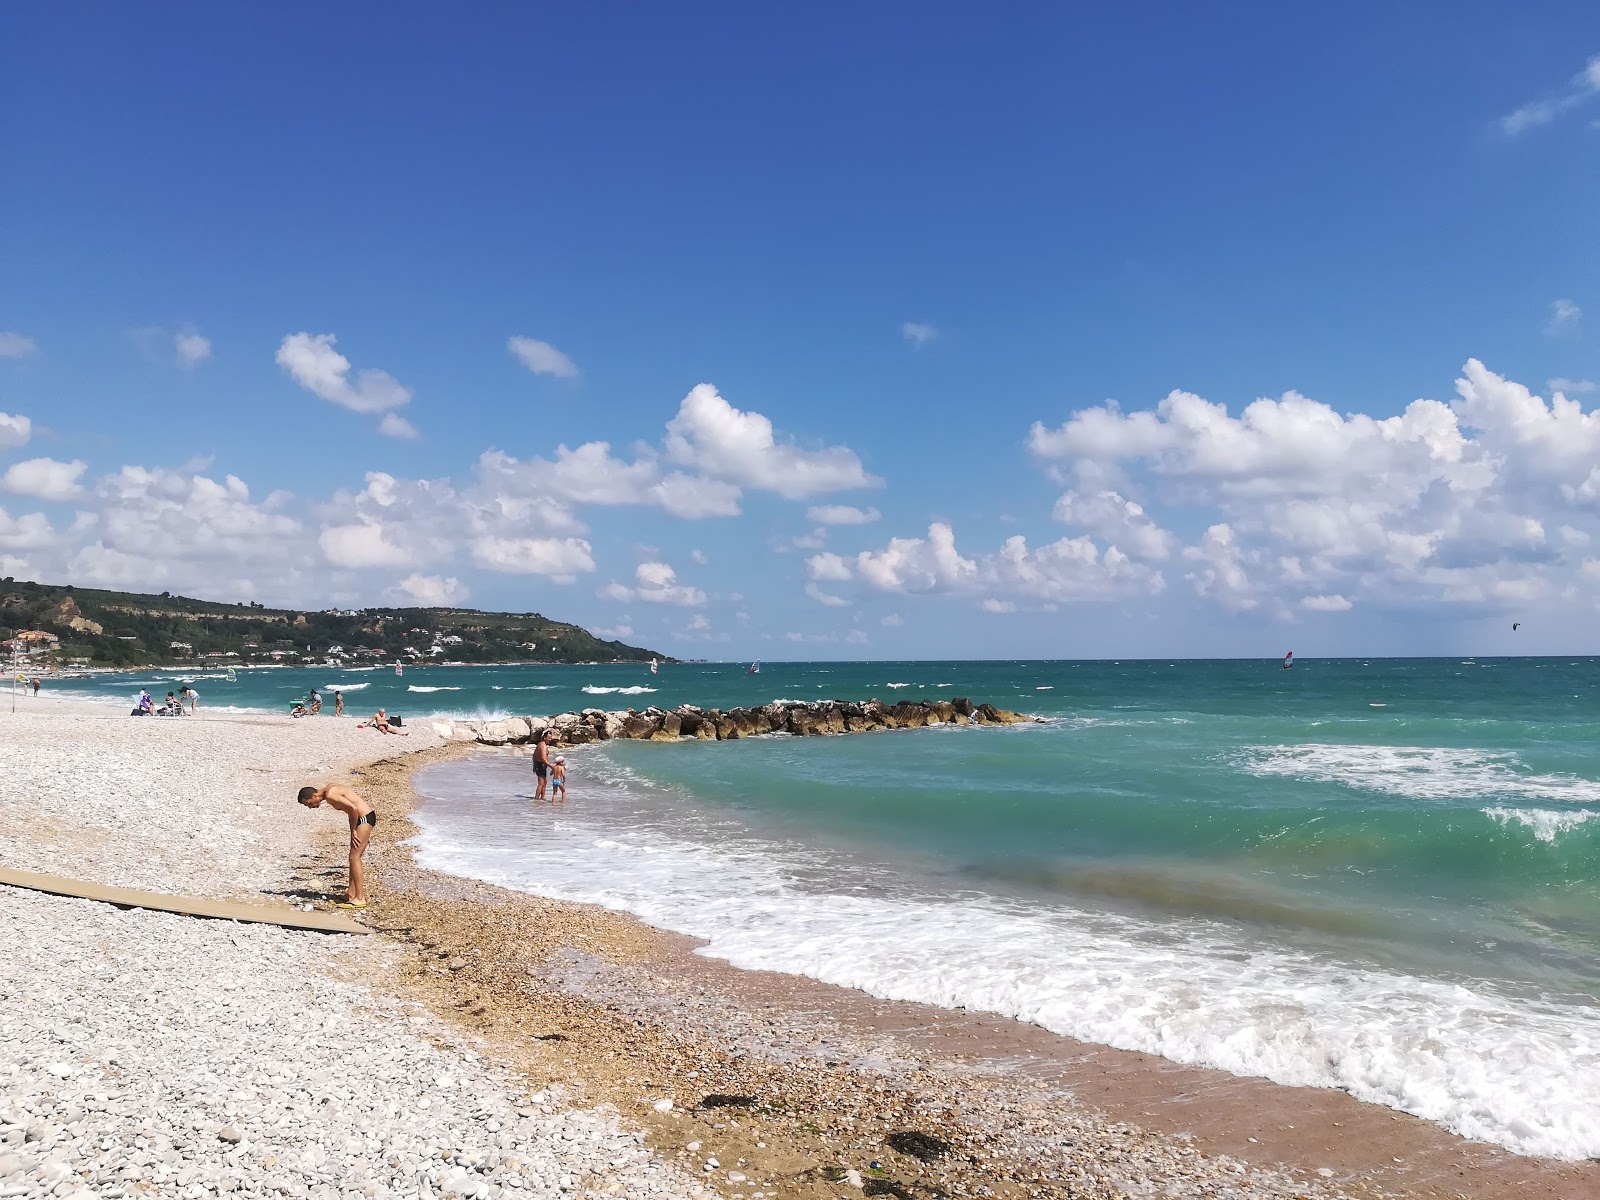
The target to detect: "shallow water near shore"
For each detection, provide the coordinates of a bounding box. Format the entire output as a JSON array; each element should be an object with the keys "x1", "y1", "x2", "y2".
[{"x1": 388, "y1": 657, "x2": 1600, "y2": 1161}]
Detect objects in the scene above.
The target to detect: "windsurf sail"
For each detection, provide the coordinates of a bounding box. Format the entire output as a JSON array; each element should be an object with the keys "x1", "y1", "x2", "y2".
[
  {"x1": 649, "y1": 658, "x2": 658, "y2": 674},
  {"x1": 1512, "y1": 622, "x2": 1521, "y2": 631},
  {"x1": 747, "y1": 660, "x2": 760, "y2": 674},
  {"x1": 394, "y1": 663, "x2": 403, "y2": 676},
  {"x1": 1282, "y1": 650, "x2": 1294, "y2": 670}
]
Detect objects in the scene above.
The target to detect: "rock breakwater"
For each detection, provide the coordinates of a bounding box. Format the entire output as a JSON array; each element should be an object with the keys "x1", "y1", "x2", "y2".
[{"x1": 431, "y1": 697, "x2": 1033, "y2": 747}]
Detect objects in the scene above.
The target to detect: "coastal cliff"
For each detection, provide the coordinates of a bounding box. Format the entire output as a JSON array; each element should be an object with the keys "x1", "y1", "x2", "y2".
[{"x1": 432, "y1": 696, "x2": 1033, "y2": 747}]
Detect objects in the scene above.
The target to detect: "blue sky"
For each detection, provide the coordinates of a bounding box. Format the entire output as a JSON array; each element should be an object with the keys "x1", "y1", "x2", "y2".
[{"x1": 4, "y1": 3, "x2": 1600, "y2": 659}]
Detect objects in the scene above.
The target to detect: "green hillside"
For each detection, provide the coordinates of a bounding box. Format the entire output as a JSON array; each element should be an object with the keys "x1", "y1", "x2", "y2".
[{"x1": 0, "y1": 579, "x2": 666, "y2": 668}]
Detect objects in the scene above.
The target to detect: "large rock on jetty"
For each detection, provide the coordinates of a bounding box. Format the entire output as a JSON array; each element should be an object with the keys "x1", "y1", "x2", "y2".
[{"x1": 430, "y1": 697, "x2": 1033, "y2": 747}]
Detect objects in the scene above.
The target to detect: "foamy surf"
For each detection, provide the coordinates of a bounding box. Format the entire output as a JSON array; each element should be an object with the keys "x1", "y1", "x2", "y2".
[
  {"x1": 412, "y1": 755, "x2": 1600, "y2": 1161},
  {"x1": 1238, "y1": 744, "x2": 1600, "y2": 804},
  {"x1": 407, "y1": 685, "x2": 461, "y2": 693},
  {"x1": 582, "y1": 685, "x2": 657, "y2": 695},
  {"x1": 1482, "y1": 807, "x2": 1600, "y2": 842}
]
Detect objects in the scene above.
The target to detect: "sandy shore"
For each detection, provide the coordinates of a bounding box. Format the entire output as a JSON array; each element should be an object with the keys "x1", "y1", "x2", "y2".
[{"x1": 4, "y1": 702, "x2": 1597, "y2": 1199}]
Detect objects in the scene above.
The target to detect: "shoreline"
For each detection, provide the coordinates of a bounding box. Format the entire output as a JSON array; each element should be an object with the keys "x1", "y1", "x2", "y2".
[{"x1": 338, "y1": 743, "x2": 1600, "y2": 1200}]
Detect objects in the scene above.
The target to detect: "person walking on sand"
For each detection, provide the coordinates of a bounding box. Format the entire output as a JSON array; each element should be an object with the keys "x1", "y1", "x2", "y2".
[
  {"x1": 550, "y1": 755, "x2": 568, "y2": 803},
  {"x1": 334, "y1": 689, "x2": 343, "y2": 717},
  {"x1": 295, "y1": 782, "x2": 377, "y2": 909},
  {"x1": 532, "y1": 729, "x2": 554, "y2": 801},
  {"x1": 30, "y1": 677, "x2": 39, "y2": 696}
]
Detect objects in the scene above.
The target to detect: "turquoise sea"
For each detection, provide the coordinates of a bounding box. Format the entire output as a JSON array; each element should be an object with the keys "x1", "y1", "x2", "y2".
[{"x1": 55, "y1": 658, "x2": 1600, "y2": 1157}]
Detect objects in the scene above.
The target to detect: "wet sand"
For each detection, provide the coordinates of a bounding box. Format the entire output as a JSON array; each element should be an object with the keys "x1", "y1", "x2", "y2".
[{"x1": 319, "y1": 744, "x2": 1600, "y2": 1200}]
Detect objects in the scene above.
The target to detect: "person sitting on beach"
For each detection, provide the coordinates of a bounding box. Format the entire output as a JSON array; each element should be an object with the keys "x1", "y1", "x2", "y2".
[
  {"x1": 161, "y1": 691, "x2": 181, "y2": 716},
  {"x1": 550, "y1": 755, "x2": 567, "y2": 802},
  {"x1": 531, "y1": 729, "x2": 553, "y2": 800},
  {"x1": 362, "y1": 707, "x2": 406, "y2": 735},
  {"x1": 295, "y1": 782, "x2": 376, "y2": 909},
  {"x1": 308, "y1": 687, "x2": 321, "y2": 714},
  {"x1": 137, "y1": 689, "x2": 154, "y2": 716}
]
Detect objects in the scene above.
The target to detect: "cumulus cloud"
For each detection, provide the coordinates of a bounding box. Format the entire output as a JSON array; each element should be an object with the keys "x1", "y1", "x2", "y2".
[
  {"x1": 470, "y1": 536, "x2": 595, "y2": 579},
  {"x1": 900, "y1": 322, "x2": 937, "y2": 346},
  {"x1": 0, "y1": 507, "x2": 54, "y2": 550},
  {"x1": 1497, "y1": 54, "x2": 1600, "y2": 135},
  {"x1": 2, "y1": 458, "x2": 87, "y2": 502},
  {"x1": 600, "y1": 561, "x2": 706, "y2": 606},
  {"x1": 1022, "y1": 359, "x2": 1600, "y2": 615},
  {"x1": 1301, "y1": 594, "x2": 1352, "y2": 612},
  {"x1": 508, "y1": 336, "x2": 579, "y2": 380},
  {"x1": 1546, "y1": 299, "x2": 1582, "y2": 336},
  {"x1": 276, "y1": 333, "x2": 413, "y2": 423},
  {"x1": 391, "y1": 573, "x2": 469, "y2": 606},
  {"x1": 379, "y1": 413, "x2": 419, "y2": 439},
  {"x1": 1052, "y1": 489, "x2": 1175, "y2": 560},
  {"x1": 807, "y1": 504, "x2": 880, "y2": 525},
  {"x1": 175, "y1": 329, "x2": 211, "y2": 368},
  {"x1": 319, "y1": 521, "x2": 413, "y2": 569},
  {"x1": 855, "y1": 523, "x2": 976, "y2": 593},
  {"x1": 880, "y1": 612, "x2": 903, "y2": 627},
  {"x1": 0, "y1": 333, "x2": 37, "y2": 359},
  {"x1": 806, "y1": 552, "x2": 853, "y2": 581},
  {"x1": 980, "y1": 598, "x2": 1016, "y2": 613},
  {"x1": 590, "y1": 624, "x2": 634, "y2": 640},
  {"x1": 664, "y1": 384, "x2": 881, "y2": 499},
  {"x1": 0, "y1": 413, "x2": 32, "y2": 450}
]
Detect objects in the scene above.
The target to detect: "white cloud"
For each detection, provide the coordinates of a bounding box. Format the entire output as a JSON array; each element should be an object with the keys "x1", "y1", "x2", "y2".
[
  {"x1": 599, "y1": 561, "x2": 706, "y2": 606},
  {"x1": 900, "y1": 322, "x2": 937, "y2": 346},
  {"x1": 276, "y1": 332, "x2": 413, "y2": 416},
  {"x1": 989, "y1": 533, "x2": 1165, "y2": 603},
  {"x1": 1183, "y1": 524, "x2": 1259, "y2": 612},
  {"x1": 981, "y1": 598, "x2": 1016, "y2": 613},
  {"x1": 0, "y1": 507, "x2": 54, "y2": 550},
  {"x1": 590, "y1": 624, "x2": 634, "y2": 639},
  {"x1": 507, "y1": 336, "x2": 579, "y2": 380},
  {"x1": 804, "y1": 582, "x2": 850, "y2": 607},
  {"x1": 855, "y1": 523, "x2": 976, "y2": 593},
  {"x1": 807, "y1": 504, "x2": 881, "y2": 525},
  {"x1": 844, "y1": 629, "x2": 868, "y2": 645},
  {"x1": 806, "y1": 552, "x2": 853, "y2": 581},
  {"x1": 1498, "y1": 54, "x2": 1600, "y2": 135},
  {"x1": 319, "y1": 521, "x2": 413, "y2": 569},
  {"x1": 790, "y1": 528, "x2": 828, "y2": 550},
  {"x1": 476, "y1": 445, "x2": 742, "y2": 521},
  {"x1": 1301, "y1": 594, "x2": 1352, "y2": 612},
  {"x1": 175, "y1": 329, "x2": 211, "y2": 368},
  {"x1": 2, "y1": 458, "x2": 87, "y2": 502},
  {"x1": 0, "y1": 333, "x2": 37, "y2": 359},
  {"x1": 391, "y1": 574, "x2": 469, "y2": 606},
  {"x1": 664, "y1": 383, "x2": 881, "y2": 499},
  {"x1": 880, "y1": 612, "x2": 903, "y2": 627},
  {"x1": 1546, "y1": 299, "x2": 1582, "y2": 336},
  {"x1": 379, "y1": 413, "x2": 419, "y2": 439},
  {"x1": 690, "y1": 548, "x2": 708, "y2": 565},
  {"x1": 470, "y1": 536, "x2": 596, "y2": 579},
  {"x1": 1548, "y1": 378, "x2": 1597, "y2": 395},
  {"x1": 1052, "y1": 489, "x2": 1175, "y2": 560},
  {"x1": 0, "y1": 413, "x2": 31, "y2": 450}
]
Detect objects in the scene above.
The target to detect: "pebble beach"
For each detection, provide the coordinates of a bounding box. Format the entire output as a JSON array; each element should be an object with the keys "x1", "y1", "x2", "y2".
[{"x1": 3, "y1": 695, "x2": 1596, "y2": 1199}]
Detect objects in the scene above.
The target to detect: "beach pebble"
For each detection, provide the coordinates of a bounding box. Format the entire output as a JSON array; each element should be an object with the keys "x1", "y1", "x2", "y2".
[{"x1": 653, "y1": 1099, "x2": 674, "y2": 1113}]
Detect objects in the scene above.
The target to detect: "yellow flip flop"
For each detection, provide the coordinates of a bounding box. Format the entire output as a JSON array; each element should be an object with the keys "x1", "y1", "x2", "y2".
[{"x1": 333, "y1": 900, "x2": 368, "y2": 910}]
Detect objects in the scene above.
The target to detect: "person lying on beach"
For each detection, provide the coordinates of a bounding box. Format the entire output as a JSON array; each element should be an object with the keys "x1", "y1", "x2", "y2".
[
  {"x1": 295, "y1": 783, "x2": 376, "y2": 909},
  {"x1": 360, "y1": 707, "x2": 407, "y2": 735},
  {"x1": 550, "y1": 755, "x2": 567, "y2": 802}
]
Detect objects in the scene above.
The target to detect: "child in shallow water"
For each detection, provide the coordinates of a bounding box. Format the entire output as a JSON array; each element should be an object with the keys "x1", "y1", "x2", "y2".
[{"x1": 550, "y1": 755, "x2": 567, "y2": 802}]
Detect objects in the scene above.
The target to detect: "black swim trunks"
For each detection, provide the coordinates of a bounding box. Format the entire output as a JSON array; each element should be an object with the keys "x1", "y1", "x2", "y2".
[
  {"x1": 356, "y1": 811, "x2": 378, "y2": 828},
  {"x1": 533, "y1": 761, "x2": 548, "y2": 779}
]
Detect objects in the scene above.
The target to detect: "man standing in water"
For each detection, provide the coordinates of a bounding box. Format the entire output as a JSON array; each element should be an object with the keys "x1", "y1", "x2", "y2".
[
  {"x1": 295, "y1": 782, "x2": 377, "y2": 909},
  {"x1": 532, "y1": 728, "x2": 554, "y2": 801}
]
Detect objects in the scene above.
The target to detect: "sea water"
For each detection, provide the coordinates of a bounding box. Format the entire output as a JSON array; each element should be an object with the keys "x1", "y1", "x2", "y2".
[{"x1": 52, "y1": 658, "x2": 1600, "y2": 1156}]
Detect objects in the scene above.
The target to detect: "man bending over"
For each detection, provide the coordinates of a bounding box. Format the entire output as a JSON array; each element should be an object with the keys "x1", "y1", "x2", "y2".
[{"x1": 296, "y1": 783, "x2": 377, "y2": 909}]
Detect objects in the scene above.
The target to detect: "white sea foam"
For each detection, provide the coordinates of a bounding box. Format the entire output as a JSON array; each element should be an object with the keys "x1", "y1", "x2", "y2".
[
  {"x1": 413, "y1": 763, "x2": 1600, "y2": 1161},
  {"x1": 323, "y1": 682, "x2": 369, "y2": 691},
  {"x1": 1239, "y1": 744, "x2": 1600, "y2": 804},
  {"x1": 1482, "y1": 807, "x2": 1600, "y2": 842},
  {"x1": 886, "y1": 682, "x2": 912, "y2": 689},
  {"x1": 407, "y1": 685, "x2": 461, "y2": 693},
  {"x1": 583, "y1": 685, "x2": 657, "y2": 696},
  {"x1": 1036, "y1": 686, "x2": 1055, "y2": 691}
]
